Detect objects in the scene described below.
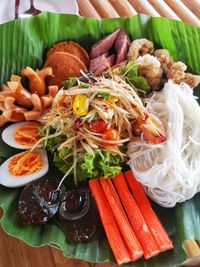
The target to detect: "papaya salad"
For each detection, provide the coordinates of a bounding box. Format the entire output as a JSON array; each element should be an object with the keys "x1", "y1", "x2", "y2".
[{"x1": 1, "y1": 28, "x2": 200, "y2": 265}]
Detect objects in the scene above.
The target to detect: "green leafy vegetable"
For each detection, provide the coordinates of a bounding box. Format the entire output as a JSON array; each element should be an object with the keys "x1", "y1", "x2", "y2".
[
  {"x1": 124, "y1": 61, "x2": 138, "y2": 77},
  {"x1": 53, "y1": 149, "x2": 122, "y2": 181},
  {"x1": 80, "y1": 82, "x2": 90, "y2": 88},
  {"x1": 63, "y1": 77, "x2": 77, "y2": 88},
  {"x1": 42, "y1": 135, "x2": 65, "y2": 152},
  {"x1": 81, "y1": 149, "x2": 122, "y2": 179},
  {"x1": 112, "y1": 61, "x2": 150, "y2": 97},
  {"x1": 129, "y1": 76, "x2": 151, "y2": 96},
  {"x1": 97, "y1": 92, "x2": 110, "y2": 99}
]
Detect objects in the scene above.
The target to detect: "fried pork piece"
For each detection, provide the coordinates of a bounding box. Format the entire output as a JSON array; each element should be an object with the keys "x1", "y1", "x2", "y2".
[
  {"x1": 136, "y1": 54, "x2": 163, "y2": 90},
  {"x1": 47, "y1": 41, "x2": 89, "y2": 68},
  {"x1": 154, "y1": 49, "x2": 173, "y2": 74},
  {"x1": 167, "y1": 62, "x2": 200, "y2": 88},
  {"x1": 127, "y1": 38, "x2": 154, "y2": 61},
  {"x1": 44, "y1": 52, "x2": 87, "y2": 88}
]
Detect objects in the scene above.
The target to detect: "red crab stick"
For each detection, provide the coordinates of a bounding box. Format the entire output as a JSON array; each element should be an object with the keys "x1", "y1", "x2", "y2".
[
  {"x1": 100, "y1": 177, "x2": 143, "y2": 261},
  {"x1": 89, "y1": 179, "x2": 131, "y2": 265},
  {"x1": 124, "y1": 170, "x2": 173, "y2": 252},
  {"x1": 113, "y1": 173, "x2": 160, "y2": 259}
]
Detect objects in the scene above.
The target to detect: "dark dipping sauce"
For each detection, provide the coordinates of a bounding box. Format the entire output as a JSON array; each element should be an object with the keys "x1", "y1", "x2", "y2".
[
  {"x1": 58, "y1": 189, "x2": 100, "y2": 243},
  {"x1": 18, "y1": 177, "x2": 65, "y2": 224}
]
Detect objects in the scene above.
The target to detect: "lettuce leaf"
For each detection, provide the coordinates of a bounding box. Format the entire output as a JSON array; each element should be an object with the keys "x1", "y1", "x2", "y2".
[
  {"x1": 53, "y1": 148, "x2": 122, "y2": 182},
  {"x1": 81, "y1": 149, "x2": 121, "y2": 179},
  {"x1": 112, "y1": 61, "x2": 150, "y2": 97}
]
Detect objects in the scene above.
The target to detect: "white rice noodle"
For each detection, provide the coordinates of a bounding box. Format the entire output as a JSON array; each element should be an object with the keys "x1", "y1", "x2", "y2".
[{"x1": 128, "y1": 80, "x2": 200, "y2": 207}]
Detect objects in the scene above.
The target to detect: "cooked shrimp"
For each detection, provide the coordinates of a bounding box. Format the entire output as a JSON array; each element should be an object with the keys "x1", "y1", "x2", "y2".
[
  {"x1": 21, "y1": 66, "x2": 53, "y2": 96},
  {"x1": 136, "y1": 54, "x2": 163, "y2": 90},
  {"x1": 127, "y1": 38, "x2": 154, "y2": 61},
  {"x1": 137, "y1": 113, "x2": 166, "y2": 144}
]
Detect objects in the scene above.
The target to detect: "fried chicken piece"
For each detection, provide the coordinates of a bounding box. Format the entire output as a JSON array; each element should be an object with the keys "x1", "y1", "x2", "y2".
[
  {"x1": 136, "y1": 54, "x2": 163, "y2": 90},
  {"x1": 128, "y1": 38, "x2": 154, "y2": 61},
  {"x1": 154, "y1": 49, "x2": 173, "y2": 74}
]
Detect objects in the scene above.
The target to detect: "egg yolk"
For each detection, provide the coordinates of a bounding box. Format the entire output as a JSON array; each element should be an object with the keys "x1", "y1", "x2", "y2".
[
  {"x1": 8, "y1": 151, "x2": 42, "y2": 176},
  {"x1": 14, "y1": 124, "x2": 41, "y2": 146}
]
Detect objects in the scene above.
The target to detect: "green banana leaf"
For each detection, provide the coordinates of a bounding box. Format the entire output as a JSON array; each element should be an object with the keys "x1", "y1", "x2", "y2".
[{"x1": 1, "y1": 13, "x2": 200, "y2": 266}]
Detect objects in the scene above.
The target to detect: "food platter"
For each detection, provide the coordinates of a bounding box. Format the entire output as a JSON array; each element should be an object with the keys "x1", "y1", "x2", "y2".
[{"x1": 0, "y1": 13, "x2": 200, "y2": 266}]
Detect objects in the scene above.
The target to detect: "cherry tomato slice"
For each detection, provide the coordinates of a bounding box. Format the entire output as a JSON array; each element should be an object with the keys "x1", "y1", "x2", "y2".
[
  {"x1": 102, "y1": 129, "x2": 120, "y2": 146},
  {"x1": 89, "y1": 119, "x2": 110, "y2": 133}
]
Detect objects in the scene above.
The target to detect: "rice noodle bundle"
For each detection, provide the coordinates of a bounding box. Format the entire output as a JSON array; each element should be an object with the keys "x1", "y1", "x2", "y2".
[{"x1": 128, "y1": 80, "x2": 200, "y2": 207}]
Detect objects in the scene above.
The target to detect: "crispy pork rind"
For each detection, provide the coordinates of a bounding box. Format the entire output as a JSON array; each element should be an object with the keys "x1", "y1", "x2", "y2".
[
  {"x1": 155, "y1": 49, "x2": 200, "y2": 88},
  {"x1": 167, "y1": 61, "x2": 200, "y2": 88},
  {"x1": 128, "y1": 38, "x2": 154, "y2": 61},
  {"x1": 44, "y1": 52, "x2": 87, "y2": 88},
  {"x1": 154, "y1": 49, "x2": 173, "y2": 74},
  {"x1": 47, "y1": 41, "x2": 89, "y2": 68},
  {"x1": 136, "y1": 54, "x2": 163, "y2": 90}
]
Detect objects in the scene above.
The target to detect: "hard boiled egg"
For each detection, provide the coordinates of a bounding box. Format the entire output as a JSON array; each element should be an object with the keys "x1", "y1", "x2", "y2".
[
  {"x1": 2, "y1": 121, "x2": 42, "y2": 149},
  {"x1": 0, "y1": 149, "x2": 49, "y2": 188}
]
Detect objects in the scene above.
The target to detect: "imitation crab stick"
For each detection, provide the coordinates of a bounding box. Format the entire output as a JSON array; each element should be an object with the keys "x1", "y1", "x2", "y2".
[
  {"x1": 124, "y1": 170, "x2": 173, "y2": 252},
  {"x1": 89, "y1": 179, "x2": 131, "y2": 265},
  {"x1": 113, "y1": 173, "x2": 160, "y2": 259},
  {"x1": 100, "y1": 177, "x2": 143, "y2": 261}
]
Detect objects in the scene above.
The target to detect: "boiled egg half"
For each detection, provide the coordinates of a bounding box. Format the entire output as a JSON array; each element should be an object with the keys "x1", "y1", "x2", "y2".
[
  {"x1": 2, "y1": 121, "x2": 42, "y2": 149},
  {"x1": 0, "y1": 149, "x2": 49, "y2": 188}
]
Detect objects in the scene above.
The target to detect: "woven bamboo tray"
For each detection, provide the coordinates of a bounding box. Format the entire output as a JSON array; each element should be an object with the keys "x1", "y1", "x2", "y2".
[{"x1": 77, "y1": 0, "x2": 200, "y2": 27}]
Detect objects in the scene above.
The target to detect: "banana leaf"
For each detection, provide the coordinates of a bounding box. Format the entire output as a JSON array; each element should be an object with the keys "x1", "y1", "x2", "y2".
[{"x1": 1, "y1": 13, "x2": 200, "y2": 266}]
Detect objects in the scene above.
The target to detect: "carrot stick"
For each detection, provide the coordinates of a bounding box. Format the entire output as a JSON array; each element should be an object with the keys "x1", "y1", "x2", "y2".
[
  {"x1": 113, "y1": 173, "x2": 160, "y2": 259},
  {"x1": 100, "y1": 177, "x2": 143, "y2": 261},
  {"x1": 89, "y1": 179, "x2": 131, "y2": 265},
  {"x1": 124, "y1": 170, "x2": 173, "y2": 252}
]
